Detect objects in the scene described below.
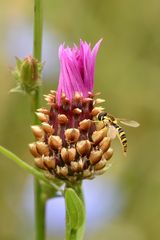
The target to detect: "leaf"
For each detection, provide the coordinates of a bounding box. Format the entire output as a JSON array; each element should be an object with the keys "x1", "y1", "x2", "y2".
[
  {"x1": 65, "y1": 188, "x2": 85, "y2": 231},
  {"x1": 9, "y1": 85, "x2": 26, "y2": 94}
]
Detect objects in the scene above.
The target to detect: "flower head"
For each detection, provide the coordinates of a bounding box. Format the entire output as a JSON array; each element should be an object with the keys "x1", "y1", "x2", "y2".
[
  {"x1": 29, "y1": 40, "x2": 114, "y2": 182},
  {"x1": 57, "y1": 39, "x2": 102, "y2": 103}
]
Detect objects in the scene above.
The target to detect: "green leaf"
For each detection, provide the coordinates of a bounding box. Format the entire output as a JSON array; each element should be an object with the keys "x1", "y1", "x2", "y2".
[
  {"x1": 65, "y1": 188, "x2": 85, "y2": 231},
  {"x1": 10, "y1": 85, "x2": 26, "y2": 94}
]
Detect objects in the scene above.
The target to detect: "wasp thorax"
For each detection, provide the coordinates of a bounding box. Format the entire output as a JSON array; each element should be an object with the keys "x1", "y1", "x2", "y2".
[{"x1": 29, "y1": 91, "x2": 113, "y2": 181}]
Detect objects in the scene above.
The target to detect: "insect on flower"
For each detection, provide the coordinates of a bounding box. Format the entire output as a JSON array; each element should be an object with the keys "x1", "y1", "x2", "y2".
[
  {"x1": 97, "y1": 112, "x2": 140, "y2": 155},
  {"x1": 29, "y1": 39, "x2": 115, "y2": 182}
]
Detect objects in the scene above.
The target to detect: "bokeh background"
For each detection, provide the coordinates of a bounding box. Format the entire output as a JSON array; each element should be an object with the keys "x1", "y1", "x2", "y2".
[{"x1": 0, "y1": 0, "x2": 160, "y2": 239}]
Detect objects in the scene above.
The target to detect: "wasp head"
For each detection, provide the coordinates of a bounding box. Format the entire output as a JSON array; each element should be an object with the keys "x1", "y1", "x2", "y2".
[{"x1": 97, "y1": 112, "x2": 107, "y2": 121}]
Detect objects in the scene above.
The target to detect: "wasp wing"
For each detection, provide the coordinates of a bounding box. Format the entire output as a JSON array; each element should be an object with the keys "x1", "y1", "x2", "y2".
[
  {"x1": 118, "y1": 119, "x2": 140, "y2": 128},
  {"x1": 108, "y1": 125, "x2": 117, "y2": 139}
]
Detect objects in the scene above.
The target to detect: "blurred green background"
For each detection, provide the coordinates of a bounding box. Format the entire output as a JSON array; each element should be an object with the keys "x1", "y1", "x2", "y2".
[{"x1": 0, "y1": 0, "x2": 160, "y2": 239}]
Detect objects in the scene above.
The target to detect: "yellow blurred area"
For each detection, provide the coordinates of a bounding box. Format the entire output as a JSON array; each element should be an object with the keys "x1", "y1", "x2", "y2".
[{"x1": 0, "y1": 1, "x2": 160, "y2": 240}]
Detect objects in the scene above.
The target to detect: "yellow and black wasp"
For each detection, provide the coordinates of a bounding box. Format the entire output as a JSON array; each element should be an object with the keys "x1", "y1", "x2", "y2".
[{"x1": 97, "y1": 112, "x2": 140, "y2": 155}]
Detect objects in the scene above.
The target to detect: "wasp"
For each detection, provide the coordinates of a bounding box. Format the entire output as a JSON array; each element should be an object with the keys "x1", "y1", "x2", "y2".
[{"x1": 97, "y1": 112, "x2": 140, "y2": 155}]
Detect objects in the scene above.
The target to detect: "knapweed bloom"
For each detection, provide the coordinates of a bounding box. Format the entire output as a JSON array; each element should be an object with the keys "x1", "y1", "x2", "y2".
[{"x1": 29, "y1": 40, "x2": 113, "y2": 182}]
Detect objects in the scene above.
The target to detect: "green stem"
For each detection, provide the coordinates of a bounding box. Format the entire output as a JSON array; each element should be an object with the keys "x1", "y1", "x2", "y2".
[
  {"x1": 33, "y1": 0, "x2": 43, "y2": 61},
  {"x1": 0, "y1": 145, "x2": 60, "y2": 191},
  {"x1": 33, "y1": 0, "x2": 44, "y2": 240},
  {"x1": 66, "y1": 182, "x2": 86, "y2": 240}
]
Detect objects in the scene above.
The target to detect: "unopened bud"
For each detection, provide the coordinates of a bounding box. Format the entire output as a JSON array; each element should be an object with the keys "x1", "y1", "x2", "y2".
[
  {"x1": 83, "y1": 169, "x2": 92, "y2": 178},
  {"x1": 70, "y1": 159, "x2": 83, "y2": 172},
  {"x1": 73, "y1": 108, "x2": 82, "y2": 116},
  {"x1": 65, "y1": 128, "x2": 80, "y2": 143},
  {"x1": 31, "y1": 125, "x2": 44, "y2": 139},
  {"x1": 94, "y1": 158, "x2": 106, "y2": 170},
  {"x1": 41, "y1": 122, "x2": 54, "y2": 135},
  {"x1": 58, "y1": 114, "x2": 69, "y2": 125},
  {"x1": 91, "y1": 107, "x2": 104, "y2": 116},
  {"x1": 48, "y1": 135, "x2": 62, "y2": 151},
  {"x1": 35, "y1": 112, "x2": 49, "y2": 122},
  {"x1": 37, "y1": 108, "x2": 50, "y2": 115},
  {"x1": 76, "y1": 140, "x2": 91, "y2": 156},
  {"x1": 29, "y1": 143, "x2": 40, "y2": 157},
  {"x1": 57, "y1": 166, "x2": 68, "y2": 177},
  {"x1": 103, "y1": 148, "x2": 114, "y2": 160},
  {"x1": 43, "y1": 156, "x2": 56, "y2": 169},
  {"x1": 36, "y1": 142, "x2": 49, "y2": 156},
  {"x1": 92, "y1": 130, "x2": 104, "y2": 145},
  {"x1": 70, "y1": 161, "x2": 79, "y2": 172},
  {"x1": 11, "y1": 56, "x2": 42, "y2": 94},
  {"x1": 34, "y1": 157, "x2": 46, "y2": 169},
  {"x1": 99, "y1": 137, "x2": 111, "y2": 152},
  {"x1": 94, "y1": 98, "x2": 105, "y2": 105},
  {"x1": 79, "y1": 119, "x2": 92, "y2": 132},
  {"x1": 78, "y1": 159, "x2": 84, "y2": 170},
  {"x1": 61, "y1": 148, "x2": 76, "y2": 163},
  {"x1": 95, "y1": 165, "x2": 109, "y2": 176},
  {"x1": 89, "y1": 150, "x2": 103, "y2": 165}
]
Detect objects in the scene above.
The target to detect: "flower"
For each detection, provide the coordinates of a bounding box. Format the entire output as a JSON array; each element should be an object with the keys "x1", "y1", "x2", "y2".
[
  {"x1": 57, "y1": 39, "x2": 102, "y2": 103},
  {"x1": 29, "y1": 40, "x2": 113, "y2": 182}
]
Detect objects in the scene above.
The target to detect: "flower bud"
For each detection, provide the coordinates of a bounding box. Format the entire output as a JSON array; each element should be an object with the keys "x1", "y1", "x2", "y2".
[
  {"x1": 99, "y1": 137, "x2": 111, "y2": 152},
  {"x1": 11, "y1": 56, "x2": 42, "y2": 94},
  {"x1": 103, "y1": 148, "x2": 114, "y2": 160},
  {"x1": 48, "y1": 135, "x2": 62, "y2": 151},
  {"x1": 73, "y1": 108, "x2": 82, "y2": 116},
  {"x1": 91, "y1": 107, "x2": 104, "y2": 116},
  {"x1": 76, "y1": 140, "x2": 91, "y2": 156},
  {"x1": 94, "y1": 158, "x2": 106, "y2": 170},
  {"x1": 79, "y1": 119, "x2": 92, "y2": 132},
  {"x1": 29, "y1": 143, "x2": 40, "y2": 157},
  {"x1": 89, "y1": 150, "x2": 103, "y2": 165},
  {"x1": 41, "y1": 122, "x2": 54, "y2": 135},
  {"x1": 65, "y1": 128, "x2": 80, "y2": 143},
  {"x1": 34, "y1": 157, "x2": 46, "y2": 169},
  {"x1": 35, "y1": 112, "x2": 49, "y2": 122},
  {"x1": 56, "y1": 166, "x2": 68, "y2": 177},
  {"x1": 43, "y1": 156, "x2": 56, "y2": 169},
  {"x1": 36, "y1": 142, "x2": 49, "y2": 156},
  {"x1": 70, "y1": 161, "x2": 79, "y2": 172},
  {"x1": 61, "y1": 147, "x2": 76, "y2": 163},
  {"x1": 58, "y1": 114, "x2": 69, "y2": 125},
  {"x1": 94, "y1": 98, "x2": 105, "y2": 105},
  {"x1": 83, "y1": 169, "x2": 92, "y2": 178},
  {"x1": 37, "y1": 108, "x2": 50, "y2": 115},
  {"x1": 31, "y1": 125, "x2": 44, "y2": 139},
  {"x1": 92, "y1": 130, "x2": 104, "y2": 144}
]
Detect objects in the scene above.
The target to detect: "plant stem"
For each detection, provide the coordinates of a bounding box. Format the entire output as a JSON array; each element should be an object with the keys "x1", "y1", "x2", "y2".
[
  {"x1": 33, "y1": 0, "x2": 43, "y2": 62},
  {"x1": 33, "y1": 0, "x2": 45, "y2": 240},
  {"x1": 0, "y1": 145, "x2": 60, "y2": 191}
]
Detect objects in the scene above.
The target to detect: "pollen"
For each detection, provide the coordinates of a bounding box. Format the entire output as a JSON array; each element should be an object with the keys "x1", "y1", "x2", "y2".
[{"x1": 29, "y1": 91, "x2": 113, "y2": 181}]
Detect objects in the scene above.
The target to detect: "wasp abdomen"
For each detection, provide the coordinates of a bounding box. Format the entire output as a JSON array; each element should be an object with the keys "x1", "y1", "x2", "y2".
[{"x1": 113, "y1": 123, "x2": 127, "y2": 154}]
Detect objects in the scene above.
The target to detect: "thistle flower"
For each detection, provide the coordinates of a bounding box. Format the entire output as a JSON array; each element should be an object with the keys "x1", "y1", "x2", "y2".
[{"x1": 29, "y1": 40, "x2": 113, "y2": 182}]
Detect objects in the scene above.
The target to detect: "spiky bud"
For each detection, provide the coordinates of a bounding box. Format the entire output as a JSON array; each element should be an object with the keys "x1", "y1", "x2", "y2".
[{"x1": 11, "y1": 56, "x2": 42, "y2": 94}]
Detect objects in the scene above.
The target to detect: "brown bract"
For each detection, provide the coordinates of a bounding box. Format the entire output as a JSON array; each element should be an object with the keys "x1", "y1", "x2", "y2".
[{"x1": 29, "y1": 91, "x2": 113, "y2": 182}]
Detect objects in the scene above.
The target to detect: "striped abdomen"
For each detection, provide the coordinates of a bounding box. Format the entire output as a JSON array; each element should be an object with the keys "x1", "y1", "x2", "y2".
[{"x1": 112, "y1": 122, "x2": 127, "y2": 154}]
